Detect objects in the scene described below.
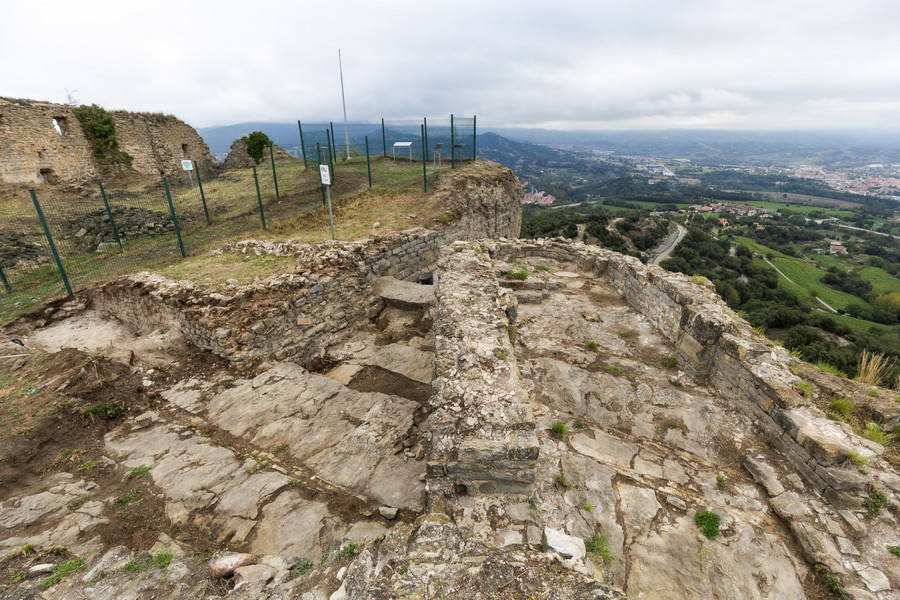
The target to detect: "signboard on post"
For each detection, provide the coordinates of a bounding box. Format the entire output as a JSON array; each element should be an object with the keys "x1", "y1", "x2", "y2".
[
  {"x1": 181, "y1": 160, "x2": 194, "y2": 171},
  {"x1": 320, "y1": 165, "x2": 335, "y2": 240}
]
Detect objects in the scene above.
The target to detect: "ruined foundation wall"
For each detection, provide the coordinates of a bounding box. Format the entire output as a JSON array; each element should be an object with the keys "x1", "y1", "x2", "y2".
[
  {"x1": 0, "y1": 97, "x2": 215, "y2": 184},
  {"x1": 92, "y1": 164, "x2": 523, "y2": 367},
  {"x1": 427, "y1": 243, "x2": 539, "y2": 503},
  {"x1": 492, "y1": 238, "x2": 886, "y2": 509}
]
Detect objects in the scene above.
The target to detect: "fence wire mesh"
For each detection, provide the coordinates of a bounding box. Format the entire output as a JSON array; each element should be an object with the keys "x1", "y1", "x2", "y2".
[{"x1": 0, "y1": 115, "x2": 476, "y2": 323}]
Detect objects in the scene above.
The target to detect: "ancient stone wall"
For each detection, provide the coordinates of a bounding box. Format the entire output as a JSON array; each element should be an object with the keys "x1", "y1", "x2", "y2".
[
  {"x1": 427, "y1": 243, "x2": 539, "y2": 504},
  {"x1": 0, "y1": 97, "x2": 215, "y2": 184},
  {"x1": 490, "y1": 238, "x2": 887, "y2": 512}
]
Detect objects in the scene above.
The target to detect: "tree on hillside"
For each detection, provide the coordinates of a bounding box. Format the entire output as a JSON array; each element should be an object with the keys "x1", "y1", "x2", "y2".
[{"x1": 245, "y1": 131, "x2": 270, "y2": 165}]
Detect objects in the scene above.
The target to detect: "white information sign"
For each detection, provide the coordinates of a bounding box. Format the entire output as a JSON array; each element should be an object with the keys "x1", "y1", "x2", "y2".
[
  {"x1": 181, "y1": 160, "x2": 194, "y2": 171},
  {"x1": 319, "y1": 164, "x2": 331, "y2": 185}
]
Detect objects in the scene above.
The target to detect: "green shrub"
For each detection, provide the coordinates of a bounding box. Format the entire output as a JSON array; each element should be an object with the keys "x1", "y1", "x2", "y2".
[
  {"x1": 506, "y1": 268, "x2": 528, "y2": 281},
  {"x1": 814, "y1": 565, "x2": 843, "y2": 594},
  {"x1": 660, "y1": 357, "x2": 678, "y2": 368},
  {"x1": 82, "y1": 402, "x2": 126, "y2": 420},
  {"x1": 603, "y1": 365, "x2": 625, "y2": 376},
  {"x1": 888, "y1": 545, "x2": 900, "y2": 558},
  {"x1": 336, "y1": 542, "x2": 360, "y2": 559},
  {"x1": 73, "y1": 104, "x2": 133, "y2": 166},
  {"x1": 78, "y1": 459, "x2": 103, "y2": 472},
  {"x1": 554, "y1": 473, "x2": 570, "y2": 488},
  {"x1": 863, "y1": 489, "x2": 888, "y2": 519},
  {"x1": 694, "y1": 509, "x2": 720, "y2": 539},
  {"x1": 245, "y1": 131, "x2": 270, "y2": 165},
  {"x1": 586, "y1": 341, "x2": 599, "y2": 351},
  {"x1": 39, "y1": 557, "x2": 85, "y2": 590},
  {"x1": 863, "y1": 422, "x2": 895, "y2": 446}
]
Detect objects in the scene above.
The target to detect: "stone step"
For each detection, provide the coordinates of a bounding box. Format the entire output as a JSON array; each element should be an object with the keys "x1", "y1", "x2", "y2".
[{"x1": 373, "y1": 276, "x2": 435, "y2": 310}]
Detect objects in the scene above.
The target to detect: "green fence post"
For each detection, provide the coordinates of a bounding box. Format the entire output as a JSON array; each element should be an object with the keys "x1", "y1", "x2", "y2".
[
  {"x1": 162, "y1": 178, "x2": 186, "y2": 258},
  {"x1": 473, "y1": 115, "x2": 477, "y2": 161},
  {"x1": 421, "y1": 124, "x2": 427, "y2": 192},
  {"x1": 252, "y1": 166, "x2": 267, "y2": 230},
  {"x1": 423, "y1": 117, "x2": 429, "y2": 162},
  {"x1": 268, "y1": 141, "x2": 280, "y2": 199},
  {"x1": 298, "y1": 120, "x2": 308, "y2": 170},
  {"x1": 193, "y1": 161, "x2": 211, "y2": 224},
  {"x1": 330, "y1": 122, "x2": 337, "y2": 160},
  {"x1": 381, "y1": 118, "x2": 386, "y2": 156},
  {"x1": 365, "y1": 136, "x2": 372, "y2": 188},
  {"x1": 451, "y1": 114, "x2": 455, "y2": 169},
  {"x1": 326, "y1": 131, "x2": 336, "y2": 182},
  {"x1": 0, "y1": 264, "x2": 11, "y2": 293},
  {"x1": 29, "y1": 189, "x2": 73, "y2": 299},
  {"x1": 96, "y1": 179, "x2": 123, "y2": 249},
  {"x1": 317, "y1": 143, "x2": 326, "y2": 206}
]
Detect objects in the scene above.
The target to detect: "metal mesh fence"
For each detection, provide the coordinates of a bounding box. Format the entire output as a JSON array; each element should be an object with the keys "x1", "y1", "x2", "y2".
[{"x1": 0, "y1": 115, "x2": 476, "y2": 323}]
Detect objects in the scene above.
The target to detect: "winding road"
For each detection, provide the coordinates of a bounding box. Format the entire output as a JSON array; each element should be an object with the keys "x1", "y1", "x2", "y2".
[{"x1": 651, "y1": 224, "x2": 687, "y2": 265}]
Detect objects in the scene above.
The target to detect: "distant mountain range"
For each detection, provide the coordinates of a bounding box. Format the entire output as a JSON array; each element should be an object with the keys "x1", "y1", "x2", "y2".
[{"x1": 197, "y1": 122, "x2": 900, "y2": 169}]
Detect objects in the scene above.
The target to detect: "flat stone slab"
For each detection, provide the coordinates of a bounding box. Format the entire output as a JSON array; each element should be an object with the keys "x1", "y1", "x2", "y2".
[
  {"x1": 373, "y1": 276, "x2": 435, "y2": 309},
  {"x1": 365, "y1": 343, "x2": 433, "y2": 384}
]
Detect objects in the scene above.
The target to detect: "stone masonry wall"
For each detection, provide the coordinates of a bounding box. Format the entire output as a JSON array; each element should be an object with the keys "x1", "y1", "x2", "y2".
[
  {"x1": 426, "y1": 243, "x2": 539, "y2": 505},
  {"x1": 0, "y1": 97, "x2": 215, "y2": 184},
  {"x1": 91, "y1": 163, "x2": 524, "y2": 368},
  {"x1": 490, "y1": 238, "x2": 887, "y2": 512}
]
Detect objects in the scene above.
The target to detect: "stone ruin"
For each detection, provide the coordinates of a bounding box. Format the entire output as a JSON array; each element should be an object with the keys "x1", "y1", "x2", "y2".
[
  {"x1": 0, "y1": 97, "x2": 216, "y2": 185},
  {"x1": 1, "y1": 163, "x2": 899, "y2": 599}
]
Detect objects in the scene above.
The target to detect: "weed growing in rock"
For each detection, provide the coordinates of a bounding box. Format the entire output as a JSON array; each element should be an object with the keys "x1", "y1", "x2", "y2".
[
  {"x1": 829, "y1": 397, "x2": 853, "y2": 417},
  {"x1": 592, "y1": 391, "x2": 602, "y2": 401},
  {"x1": 39, "y1": 557, "x2": 85, "y2": 590},
  {"x1": 125, "y1": 464, "x2": 152, "y2": 481},
  {"x1": 10, "y1": 571, "x2": 26, "y2": 583},
  {"x1": 554, "y1": 473, "x2": 571, "y2": 488},
  {"x1": 18, "y1": 544, "x2": 35, "y2": 555},
  {"x1": 535, "y1": 264, "x2": 550, "y2": 271},
  {"x1": 582, "y1": 501, "x2": 594, "y2": 512},
  {"x1": 495, "y1": 350, "x2": 508, "y2": 360},
  {"x1": 123, "y1": 549, "x2": 174, "y2": 575},
  {"x1": 245, "y1": 456, "x2": 268, "y2": 474},
  {"x1": 527, "y1": 497, "x2": 538, "y2": 511},
  {"x1": 660, "y1": 357, "x2": 678, "y2": 368},
  {"x1": 293, "y1": 558, "x2": 313, "y2": 574},
  {"x1": 867, "y1": 389, "x2": 880, "y2": 397},
  {"x1": 889, "y1": 546, "x2": 900, "y2": 558},
  {"x1": 618, "y1": 331, "x2": 634, "y2": 339},
  {"x1": 551, "y1": 421, "x2": 571, "y2": 438},
  {"x1": 506, "y1": 268, "x2": 528, "y2": 281},
  {"x1": 751, "y1": 325, "x2": 766, "y2": 336},
  {"x1": 863, "y1": 489, "x2": 888, "y2": 519},
  {"x1": 584, "y1": 534, "x2": 614, "y2": 565},
  {"x1": 863, "y1": 422, "x2": 895, "y2": 446},
  {"x1": 574, "y1": 419, "x2": 587, "y2": 429},
  {"x1": 78, "y1": 459, "x2": 103, "y2": 472},
  {"x1": 82, "y1": 402, "x2": 126, "y2": 420},
  {"x1": 716, "y1": 476, "x2": 725, "y2": 489},
  {"x1": 116, "y1": 488, "x2": 141, "y2": 509},
  {"x1": 586, "y1": 341, "x2": 599, "y2": 351},
  {"x1": 288, "y1": 478, "x2": 300, "y2": 486},
  {"x1": 669, "y1": 378, "x2": 683, "y2": 387},
  {"x1": 814, "y1": 565, "x2": 844, "y2": 594},
  {"x1": 603, "y1": 365, "x2": 625, "y2": 376},
  {"x1": 273, "y1": 444, "x2": 286, "y2": 453},
  {"x1": 796, "y1": 381, "x2": 813, "y2": 397},
  {"x1": 336, "y1": 542, "x2": 360, "y2": 559},
  {"x1": 848, "y1": 449, "x2": 870, "y2": 466},
  {"x1": 694, "y1": 510, "x2": 720, "y2": 539},
  {"x1": 66, "y1": 495, "x2": 89, "y2": 511}
]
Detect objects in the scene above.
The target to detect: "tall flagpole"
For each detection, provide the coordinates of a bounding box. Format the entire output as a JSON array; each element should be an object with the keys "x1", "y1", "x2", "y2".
[{"x1": 339, "y1": 49, "x2": 350, "y2": 160}]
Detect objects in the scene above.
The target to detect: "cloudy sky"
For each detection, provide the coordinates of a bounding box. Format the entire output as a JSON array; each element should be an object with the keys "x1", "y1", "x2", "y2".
[{"x1": 3, "y1": 0, "x2": 899, "y2": 132}]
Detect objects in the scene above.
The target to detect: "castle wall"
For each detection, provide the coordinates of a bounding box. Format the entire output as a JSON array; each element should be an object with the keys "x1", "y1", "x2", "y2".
[{"x1": 0, "y1": 97, "x2": 215, "y2": 184}]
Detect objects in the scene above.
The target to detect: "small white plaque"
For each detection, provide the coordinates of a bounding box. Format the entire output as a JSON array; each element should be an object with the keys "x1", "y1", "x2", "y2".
[
  {"x1": 181, "y1": 160, "x2": 193, "y2": 171},
  {"x1": 319, "y1": 164, "x2": 331, "y2": 185}
]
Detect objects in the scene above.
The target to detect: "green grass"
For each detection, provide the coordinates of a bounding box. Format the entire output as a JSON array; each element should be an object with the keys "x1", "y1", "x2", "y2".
[
  {"x1": 863, "y1": 489, "x2": 888, "y2": 519},
  {"x1": 603, "y1": 365, "x2": 626, "y2": 376},
  {"x1": 771, "y1": 257, "x2": 860, "y2": 311},
  {"x1": 39, "y1": 557, "x2": 86, "y2": 590},
  {"x1": 336, "y1": 542, "x2": 360, "y2": 559},
  {"x1": 584, "y1": 534, "x2": 615, "y2": 565},
  {"x1": 78, "y1": 459, "x2": 103, "y2": 472},
  {"x1": 122, "y1": 549, "x2": 175, "y2": 575},
  {"x1": 550, "y1": 421, "x2": 571, "y2": 438},
  {"x1": 554, "y1": 473, "x2": 571, "y2": 488},
  {"x1": 858, "y1": 266, "x2": 900, "y2": 296},
  {"x1": 506, "y1": 268, "x2": 528, "y2": 280},
  {"x1": 829, "y1": 396, "x2": 853, "y2": 417}
]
